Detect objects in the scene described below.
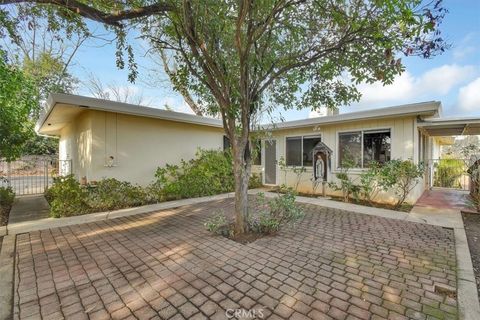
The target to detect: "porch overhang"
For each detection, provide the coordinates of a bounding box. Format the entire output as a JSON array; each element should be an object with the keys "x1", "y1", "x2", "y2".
[{"x1": 418, "y1": 117, "x2": 480, "y2": 136}]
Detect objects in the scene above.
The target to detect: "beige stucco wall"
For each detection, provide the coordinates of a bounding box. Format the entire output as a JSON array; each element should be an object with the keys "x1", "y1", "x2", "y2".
[
  {"x1": 60, "y1": 110, "x2": 224, "y2": 186},
  {"x1": 58, "y1": 110, "x2": 92, "y2": 179},
  {"x1": 254, "y1": 116, "x2": 427, "y2": 204}
]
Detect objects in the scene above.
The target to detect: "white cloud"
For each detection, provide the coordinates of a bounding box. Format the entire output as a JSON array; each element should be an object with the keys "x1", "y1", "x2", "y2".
[
  {"x1": 458, "y1": 77, "x2": 480, "y2": 111},
  {"x1": 453, "y1": 33, "x2": 478, "y2": 61},
  {"x1": 356, "y1": 71, "x2": 415, "y2": 105},
  {"x1": 419, "y1": 65, "x2": 476, "y2": 95},
  {"x1": 352, "y1": 64, "x2": 477, "y2": 109}
]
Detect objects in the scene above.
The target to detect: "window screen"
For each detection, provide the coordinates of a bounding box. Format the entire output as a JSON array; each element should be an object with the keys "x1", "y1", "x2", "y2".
[{"x1": 286, "y1": 137, "x2": 302, "y2": 166}]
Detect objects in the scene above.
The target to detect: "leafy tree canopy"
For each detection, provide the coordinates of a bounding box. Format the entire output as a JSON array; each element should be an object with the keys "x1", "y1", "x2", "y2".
[
  {"x1": 0, "y1": 51, "x2": 39, "y2": 161},
  {"x1": 0, "y1": 0, "x2": 448, "y2": 232}
]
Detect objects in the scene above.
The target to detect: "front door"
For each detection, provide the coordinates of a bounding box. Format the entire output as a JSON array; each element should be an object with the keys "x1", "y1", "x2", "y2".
[{"x1": 264, "y1": 140, "x2": 277, "y2": 185}]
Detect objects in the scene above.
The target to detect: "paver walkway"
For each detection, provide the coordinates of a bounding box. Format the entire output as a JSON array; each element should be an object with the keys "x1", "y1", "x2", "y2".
[
  {"x1": 8, "y1": 195, "x2": 50, "y2": 224},
  {"x1": 14, "y1": 199, "x2": 457, "y2": 320}
]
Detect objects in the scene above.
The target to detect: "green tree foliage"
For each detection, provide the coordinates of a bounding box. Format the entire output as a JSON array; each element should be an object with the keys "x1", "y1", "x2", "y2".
[
  {"x1": 23, "y1": 52, "x2": 77, "y2": 103},
  {"x1": 0, "y1": 53, "x2": 38, "y2": 161},
  {"x1": 0, "y1": 0, "x2": 448, "y2": 233},
  {"x1": 1, "y1": 5, "x2": 92, "y2": 156}
]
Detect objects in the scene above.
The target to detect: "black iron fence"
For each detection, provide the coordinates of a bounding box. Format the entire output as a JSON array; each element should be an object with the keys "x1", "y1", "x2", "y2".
[{"x1": 0, "y1": 156, "x2": 72, "y2": 195}]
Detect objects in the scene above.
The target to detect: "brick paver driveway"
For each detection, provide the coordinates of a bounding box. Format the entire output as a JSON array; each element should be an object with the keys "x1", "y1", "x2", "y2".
[{"x1": 14, "y1": 199, "x2": 457, "y2": 320}]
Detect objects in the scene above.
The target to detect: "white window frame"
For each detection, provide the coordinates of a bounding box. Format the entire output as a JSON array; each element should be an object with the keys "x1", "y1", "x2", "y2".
[
  {"x1": 336, "y1": 128, "x2": 392, "y2": 169},
  {"x1": 284, "y1": 134, "x2": 322, "y2": 168}
]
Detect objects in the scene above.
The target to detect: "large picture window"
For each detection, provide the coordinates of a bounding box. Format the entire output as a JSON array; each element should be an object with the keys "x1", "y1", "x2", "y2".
[
  {"x1": 286, "y1": 135, "x2": 321, "y2": 166},
  {"x1": 363, "y1": 130, "x2": 391, "y2": 167},
  {"x1": 338, "y1": 129, "x2": 391, "y2": 168},
  {"x1": 338, "y1": 132, "x2": 362, "y2": 167}
]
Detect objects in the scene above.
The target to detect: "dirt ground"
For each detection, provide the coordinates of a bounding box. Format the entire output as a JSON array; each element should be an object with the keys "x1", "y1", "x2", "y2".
[{"x1": 462, "y1": 211, "x2": 480, "y2": 301}]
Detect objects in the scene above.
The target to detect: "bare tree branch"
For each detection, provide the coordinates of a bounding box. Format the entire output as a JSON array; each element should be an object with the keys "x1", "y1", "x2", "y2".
[{"x1": 159, "y1": 49, "x2": 204, "y2": 116}]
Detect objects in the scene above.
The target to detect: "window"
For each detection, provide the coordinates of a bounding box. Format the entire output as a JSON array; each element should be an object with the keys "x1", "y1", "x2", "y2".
[
  {"x1": 224, "y1": 137, "x2": 262, "y2": 165},
  {"x1": 223, "y1": 136, "x2": 231, "y2": 150},
  {"x1": 363, "y1": 130, "x2": 391, "y2": 167},
  {"x1": 303, "y1": 136, "x2": 322, "y2": 166},
  {"x1": 338, "y1": 132, "x2": 362, "y2": 167},
  {"x1": 338, "y1": 129, "x2": 391, "y2": 168},
  {"x1": 286, "y1": 137, "x2": 302, "y2": 166},
  {"x1": 286, "y1": 135, "x2": 321, "y2": 166}
]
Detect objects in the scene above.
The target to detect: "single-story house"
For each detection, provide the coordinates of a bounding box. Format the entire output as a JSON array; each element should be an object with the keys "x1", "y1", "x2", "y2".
[
  {"x1": 36, "y1": 93, "x2": 225, "y2": 186},
  {"x1": 37, "y1": 93, "x2": 480, "y2": 204}
]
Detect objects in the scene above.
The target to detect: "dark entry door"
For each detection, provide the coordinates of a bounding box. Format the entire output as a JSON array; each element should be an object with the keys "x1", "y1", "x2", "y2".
[{"x1": 264, "y1": 140, "x2": 277, "y2": 185}]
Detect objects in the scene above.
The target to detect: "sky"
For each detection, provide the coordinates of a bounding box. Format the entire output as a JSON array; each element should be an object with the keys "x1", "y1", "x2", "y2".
[{"x1": 69, "y1": 0, "x2": 480, "y2": 122}]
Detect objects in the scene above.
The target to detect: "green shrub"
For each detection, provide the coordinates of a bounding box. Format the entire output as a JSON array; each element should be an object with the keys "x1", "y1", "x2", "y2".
[
  {"x1": 204, "y1": 210, "x2": 229, "y2": 235},
  {"x1": 0, "y1": 186, "x2": 15, "y2": 207},
  {"x1": 434, "y1": 158, "x2": 464, "y2": 188},
  {"x1": 45, "y1": 176, "x2": 156, "y2": 217},
  {"x1": 250, "y1": 210, "x2": 281, "y2": 234},
  {"x1": 248, "y1": 173, "x2": 263, "y2": 189},
  {"x1": 359, "y1": 162, "x2": 382, "y2": 206},
  {"x1": 0, "y1": 186, "x2": 15, "y2": 225},
  {"x1": 249, "y1": 191, "x2": 304, "y2": 234},
  {"x1": 86, "y1": 179, "x2": 154, "y2": 211},
  {"x1": 328, "y1": 156, "x2": 360, "y2": 203},
  {"x1": 47, "y1": 175, "x2": 90, "y2": 218},
  {"x1": 155, "y1": 149, "x2": 235, "y2": 200},
  {"x1": 379, "y1": 159, "x2": 424, "y2": 210}
]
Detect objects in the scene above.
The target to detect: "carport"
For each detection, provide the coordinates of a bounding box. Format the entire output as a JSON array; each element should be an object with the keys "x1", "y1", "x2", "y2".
[
  {"x1": 417, "y1": 116, "x2": 480, "y2": 193},
  {"x1": 418, "y1": 117, "x2": 480, "y2": 136}
]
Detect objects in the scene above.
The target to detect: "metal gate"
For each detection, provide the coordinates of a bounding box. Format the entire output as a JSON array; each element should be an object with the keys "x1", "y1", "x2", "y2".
[{"x1": 0, "y1": 156, "x2": 72, "y2": 195}]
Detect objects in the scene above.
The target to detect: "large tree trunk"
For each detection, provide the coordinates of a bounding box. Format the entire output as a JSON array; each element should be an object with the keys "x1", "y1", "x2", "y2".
[{"x1": 232, "y1": 141, "x2": 251, "y2": 234}]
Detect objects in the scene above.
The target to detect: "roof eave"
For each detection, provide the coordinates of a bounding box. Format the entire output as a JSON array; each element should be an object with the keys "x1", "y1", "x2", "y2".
[
  {"x1": 36, "y1": 93, "x2": 224, "y2": 135},
  {"x1": 260, "y1": 101, "x2": 440, "y2": 131}
]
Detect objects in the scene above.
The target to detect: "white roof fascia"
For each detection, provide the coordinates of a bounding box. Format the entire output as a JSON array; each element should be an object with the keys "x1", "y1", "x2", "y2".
[
  {"x1": 260, "y1": 101, "x2": 441, "y2": 131},
  {"x1": 418, "y1": 117, "x2": 480, "y2": 126},
  {"x1": 36, "y1": 93, "x2": 223, "y2": 133}
]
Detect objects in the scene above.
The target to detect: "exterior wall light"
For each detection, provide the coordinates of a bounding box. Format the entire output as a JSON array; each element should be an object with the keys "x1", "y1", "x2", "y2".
[{"x1": 105, "y1": 155, "x2": 116, "y2": 168}]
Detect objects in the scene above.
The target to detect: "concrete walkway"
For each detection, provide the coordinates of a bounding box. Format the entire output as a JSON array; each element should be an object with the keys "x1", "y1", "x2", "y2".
[
  {"x1": 410, "y1": 188, "x2": 480, "y2": 320},
  {"x1": 7, "y1": 195, "x2": 50, "y2": 225},
  {"x1": 415, "y1": 188, "x2": 470, "y2": 211}
]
